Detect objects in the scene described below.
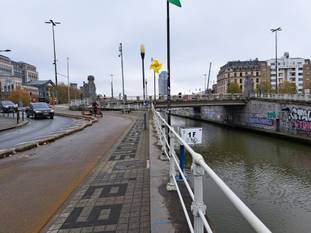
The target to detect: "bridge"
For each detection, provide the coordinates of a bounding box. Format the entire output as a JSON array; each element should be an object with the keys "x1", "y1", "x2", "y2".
[{"x1": 70, "y1": 93, "x2": 311, "y2": 111}]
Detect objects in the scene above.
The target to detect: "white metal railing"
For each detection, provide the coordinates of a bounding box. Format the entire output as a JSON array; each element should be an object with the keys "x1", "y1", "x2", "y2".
[
  {"x1": 251, "y1": 93, "x2": 311, "y2": 102},
  {"x1": 152, "y1": 105, "x2": 272, "y2": 233}
]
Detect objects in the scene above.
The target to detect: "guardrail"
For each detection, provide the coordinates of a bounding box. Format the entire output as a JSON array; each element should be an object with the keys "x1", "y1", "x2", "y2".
[
  {"x1": 152, "y1": 105, "x2": 271, "y2": 233},
  {"x1": 251, "y1": 93, "x2": 311, "y2": 102},
  {"x1": 1, "y1": 108, "x2": 26, "y2": 124}
]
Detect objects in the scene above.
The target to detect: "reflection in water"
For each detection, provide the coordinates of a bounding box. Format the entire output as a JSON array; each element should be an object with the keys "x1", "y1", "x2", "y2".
[{"x1": 172, "y1": 116, "x2": 311, "y2": 233}]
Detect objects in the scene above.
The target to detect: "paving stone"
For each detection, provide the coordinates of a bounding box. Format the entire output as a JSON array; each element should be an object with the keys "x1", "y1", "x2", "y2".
[{"x1": 44, "y1": 116, "x2": 150, "y2": 233}]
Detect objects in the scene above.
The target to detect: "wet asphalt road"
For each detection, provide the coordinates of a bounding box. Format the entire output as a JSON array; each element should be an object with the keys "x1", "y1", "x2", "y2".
[
  {"x1": 0, "y1": 116, "x2": 76, "y2": 150},
  {"x1": 0, "y1": 113, "x2": 133, "y2": 233}
]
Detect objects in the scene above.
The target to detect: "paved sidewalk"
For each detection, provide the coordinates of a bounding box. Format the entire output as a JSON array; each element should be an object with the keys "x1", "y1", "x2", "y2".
[
  {"x1": 44, "y1": 114, "x2": 150, "y2": 233},
  {"x1": 0, "y1": 116, "x2": 17, "y2": 131}
]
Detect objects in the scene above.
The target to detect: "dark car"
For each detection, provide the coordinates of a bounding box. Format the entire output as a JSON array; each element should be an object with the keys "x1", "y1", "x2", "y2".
[
  {"x1": 27, "y1": 102, "x2": 54, "y2": 119},
  {"x1": 0, "y1": 100, "x2": 18, "y2": 113}
]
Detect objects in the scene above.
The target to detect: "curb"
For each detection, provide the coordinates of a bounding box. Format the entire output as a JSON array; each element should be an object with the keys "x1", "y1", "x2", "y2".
[
  {"x1": 0, "y1": 112, "x2": 97, "y2": 159},
  {"x1": 0, "y1": 120, "x2": 29, "y2": 132}
]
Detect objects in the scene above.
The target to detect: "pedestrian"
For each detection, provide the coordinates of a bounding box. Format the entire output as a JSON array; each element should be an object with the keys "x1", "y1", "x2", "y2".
[{"x1": 92, "y1": 102, "x2": 98, "y2": 116}]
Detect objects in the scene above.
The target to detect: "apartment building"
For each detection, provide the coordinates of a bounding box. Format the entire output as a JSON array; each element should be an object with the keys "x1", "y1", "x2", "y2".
[
  {"x1": 267, "y1": 52, "x2": 305, "y2": 93},
  {"x1": 216, "y1": 59, "x2": 270, "y2": 94}
]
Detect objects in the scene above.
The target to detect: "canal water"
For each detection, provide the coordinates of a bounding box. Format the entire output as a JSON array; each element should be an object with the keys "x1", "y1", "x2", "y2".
[{"x1": 171, "y1": 116, "x2": 311, "y2": 233}]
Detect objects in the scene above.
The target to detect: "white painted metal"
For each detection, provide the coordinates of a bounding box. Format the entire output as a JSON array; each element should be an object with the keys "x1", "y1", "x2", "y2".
[{"x1": 152, "y1": 105, "x2": 272, "y2": 233}]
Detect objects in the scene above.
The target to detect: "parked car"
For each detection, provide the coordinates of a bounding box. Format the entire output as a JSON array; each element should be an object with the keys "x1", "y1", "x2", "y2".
[
  {"x1": 26, "y1": 102, "x2": 54, "y2": 119},
  {"x1": 0, "y1": 100, "x2": 18, "y2": 113}
]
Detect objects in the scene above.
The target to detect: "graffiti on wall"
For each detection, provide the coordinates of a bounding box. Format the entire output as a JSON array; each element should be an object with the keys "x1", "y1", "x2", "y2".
[
  {"x1": 248, "y1": 117, "x2": 273, "y2": 126},
  {"x1": 287, "y1": 107, "x2": 311, "y2": 132}
]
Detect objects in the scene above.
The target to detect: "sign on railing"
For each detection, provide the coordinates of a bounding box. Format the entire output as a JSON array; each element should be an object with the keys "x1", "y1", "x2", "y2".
[{"x1": 180, "y1": 127, "x2": 202, "y2": 145}]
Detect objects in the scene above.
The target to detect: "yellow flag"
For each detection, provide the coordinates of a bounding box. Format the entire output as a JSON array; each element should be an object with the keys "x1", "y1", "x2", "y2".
[{"x1": 150, "y1": 59, "x2": 163, "y2": 74}]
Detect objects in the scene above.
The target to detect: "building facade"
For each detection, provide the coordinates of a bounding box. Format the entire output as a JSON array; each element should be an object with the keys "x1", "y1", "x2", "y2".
[
  {"x1": 158, "y1": 71, "x2": 168, "y2": 97},
  {"x1": 302, "y1": 59, "x2": 311, "y2": 93},
  {"x1": 216, "y1": 60, "x2": 270, "y2": 94},
  {"x1": 27, "y1": 80, "x2": 55, "y2": 102},
  {"x1": 0, "y1": 55, "x2": 38, "y2": 98},
  {"x1": 267, "y1": 52, "x2": 305, "y2": 93}
]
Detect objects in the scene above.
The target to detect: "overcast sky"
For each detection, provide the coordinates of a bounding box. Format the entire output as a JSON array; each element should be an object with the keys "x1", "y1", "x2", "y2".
[{"x1": 1, "y1": 0, "x2": 311, "y2": 96}]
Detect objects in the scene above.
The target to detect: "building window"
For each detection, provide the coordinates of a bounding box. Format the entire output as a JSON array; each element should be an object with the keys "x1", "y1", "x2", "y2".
[{"x1": 240, "y1": 79, "x2": 242, "y2": 84}]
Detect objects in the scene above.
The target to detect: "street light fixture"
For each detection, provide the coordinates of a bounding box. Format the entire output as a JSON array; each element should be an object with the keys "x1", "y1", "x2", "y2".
[
  {"x1": 271, "y1": 27, "x2": 282, "y2": 93},
  {"x1": 45, "y1": 19, "x2": 61, "y2": 87}
]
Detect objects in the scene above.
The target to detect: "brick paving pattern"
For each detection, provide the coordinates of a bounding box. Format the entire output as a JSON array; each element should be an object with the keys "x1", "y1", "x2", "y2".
[{"x1": 45, "y1": 117, "x2": 150, "y2": 233}]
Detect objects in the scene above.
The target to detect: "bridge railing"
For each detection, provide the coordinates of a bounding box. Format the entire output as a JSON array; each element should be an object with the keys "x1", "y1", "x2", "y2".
[
  {"x1": 152, "y1": 105, "x2": 272, "y2": 233},
  {"x1": 251, "y1": 93, "x2": 311, "y2": 102}
]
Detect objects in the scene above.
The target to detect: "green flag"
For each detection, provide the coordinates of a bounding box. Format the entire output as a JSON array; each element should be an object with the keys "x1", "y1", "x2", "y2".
[{"x1": 168, "y1": 0, "x2": 182, "y2": 7}]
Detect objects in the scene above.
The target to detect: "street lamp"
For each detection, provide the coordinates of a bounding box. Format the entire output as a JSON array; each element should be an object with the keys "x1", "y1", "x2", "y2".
[
  {"x1": 110, "y1": 74, "x2": 114, "y2": 99},
  {"x1": 45, "y1": 19, "x2": 61, "y2": 87},
  {"x1": 203, "y1": 74, "x2": 207, "y2": 93},
  {"x1": 140, "y1": 44, "x2": 146, "y2": 102},
  {"x1": 118, "y1": 43, "x2": 126, "y2": 107},
  {"x1": 271, "y1": 27, "x2": 282, "y2": 93}
]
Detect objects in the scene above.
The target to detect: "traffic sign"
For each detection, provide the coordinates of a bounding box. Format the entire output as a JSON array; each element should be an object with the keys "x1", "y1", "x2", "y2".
[{"x1": 180, "y1": 127, "x2": 202, "y2": 145}]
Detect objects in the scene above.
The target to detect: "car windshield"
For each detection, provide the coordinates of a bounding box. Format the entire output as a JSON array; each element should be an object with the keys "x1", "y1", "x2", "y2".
[
  {"x1": 32, "y1": 103, "x2": 49, "y2": 109},
  {"x1": 2, "y1": 101, "x2": 14, "y2": 105}
]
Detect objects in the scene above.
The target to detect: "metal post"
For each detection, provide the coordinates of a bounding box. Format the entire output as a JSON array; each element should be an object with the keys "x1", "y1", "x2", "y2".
[
  {"x1": 141, "y1": 56, "x2": 146, "y2": 103},
  {"x1": 179, "y1": 145, "x2": 185, "y2": 180},
  {"x1": 67, "y1": 57, "x2": 70, "y2": 106},
  {"x1": 110, "y1": 74, "x2": 114, "y2": 99},
  {"x1": 119, "y1": 43, "x2": 126, "y2": 111},
  {"x1": 22, "y1": 110, "x2": 24, "y2": 121},
  {"x1": 166, "y1": 132, "x2": 177, "y2": 191},
  {"x1": 166, "y1": 1, "x2": 171, "y2": 145},
  {"x1": 191, "y1": 163, "x2": 206, "y2": 233},
  {"x1": 17, "y1": 110, "x2": 20, "y2": 124},
  {"x1": 275, "y1": 32, "x2": 278, "y2": 93},
  {"x1": 52, "y1": 24, "x2": 58, "y2": 87}
]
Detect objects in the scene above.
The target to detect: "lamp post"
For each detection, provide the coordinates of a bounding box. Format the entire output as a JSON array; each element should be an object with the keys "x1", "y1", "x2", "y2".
[
  {"x1": 140, "y1": 44, "x2": 146, "y2": 102},
  {"x1": 45, "y1": 20, "x2": 61, "y2": 87},
  {"x1": 118, "y1": 43, "x2": 126, "y2": 109},
  {"x1": 66, "y1": 57, "x2": 70, "y2": 106},
  {"x1": 140, "y1": 44, "x2": 147, "y2": 130},
  {"x1": 110, "y1": 74, "x2": 114, "y2": 99},
  {"x1": 151, "y1": 58, "x2": 156, "y2": 101},
  {"x1": 271, "y1": 27, "x2": 281, "y2": 93},
  {"x1": 203, "y1": 74, "x2": 207, "y2": 94},
  {"x1": 0, "y1": 49, "x2": 11, "y2": 100}
]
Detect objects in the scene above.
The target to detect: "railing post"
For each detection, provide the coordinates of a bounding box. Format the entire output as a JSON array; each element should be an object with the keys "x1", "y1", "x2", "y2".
[
  {"x1": 160, "y1": 124, "x2": 168, "y2": 161},
  {"x1": 191, "y1": 163, "x2": 206, "y2": 233},
  {"x1": 166, "y1": 132, "x2": 177, "y2": 191}
]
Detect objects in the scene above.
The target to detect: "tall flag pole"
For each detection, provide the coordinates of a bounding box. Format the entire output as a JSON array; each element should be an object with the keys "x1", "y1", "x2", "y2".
[{"x1": 167, "y1": 0, "x2": 181, "y2": 142}]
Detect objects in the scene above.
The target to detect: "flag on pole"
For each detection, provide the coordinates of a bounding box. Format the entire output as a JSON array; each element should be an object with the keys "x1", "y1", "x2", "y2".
[
  {"x1": 150, "y1": 59, "x2": 163, "y2": 74},
  {"x1": 168, "y1": 0, "x2": 182, "y2": 7}
]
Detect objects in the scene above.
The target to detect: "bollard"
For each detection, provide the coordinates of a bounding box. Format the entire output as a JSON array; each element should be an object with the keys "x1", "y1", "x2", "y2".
[
  {"x1": 22, "y1": 110, "x2": 24, "y2": 121},
  {"x1": 179, "y1": 145, "x2": 185, "y2": 180},
  {"x1": 191, "y1": 163, "x2": 206, "y2": 233},
  {"x1": 17, "y1": 110, "x2": 20, "y2": 124},
  {"x1": 166, "y1": 132, "x2": 177, "y2": 191}
]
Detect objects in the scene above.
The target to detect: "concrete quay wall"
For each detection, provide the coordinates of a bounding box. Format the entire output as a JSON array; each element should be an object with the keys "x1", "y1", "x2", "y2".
[{"x1": 171, "y1": 99, "x2": 311, "y2": 142}]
